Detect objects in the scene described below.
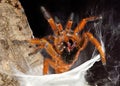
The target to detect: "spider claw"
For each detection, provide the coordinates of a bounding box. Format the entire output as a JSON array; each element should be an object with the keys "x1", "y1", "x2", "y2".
[
  {"x1": 95, "y1": 16, "x2": 102, "y2": 21},
  {"x1": 41, "y1": 6, "x2": 51, "y2": 19},
  {"x1": 103, "y1": 62, "x2": 106, "y2": 66},
  {"x1": 55, "y1": 16, "x2": 60, "y2": 24},
  {"x1": 69, "y1": 12, "x2": 74, "y2": 21},
  {"x1": 102, "y1": 60, "x2": 106, "y2": 66}
]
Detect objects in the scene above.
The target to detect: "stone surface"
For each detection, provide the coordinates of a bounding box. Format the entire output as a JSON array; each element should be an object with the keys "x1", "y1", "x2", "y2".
[{"x1": 0, "y1": 1, "x2": 43, "y2": 86}]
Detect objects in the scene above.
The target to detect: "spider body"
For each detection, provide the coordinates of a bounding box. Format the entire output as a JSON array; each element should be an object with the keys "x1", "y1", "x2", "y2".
[{"x1": 29, "y1": 6, "x2": 106, "y2": 74}]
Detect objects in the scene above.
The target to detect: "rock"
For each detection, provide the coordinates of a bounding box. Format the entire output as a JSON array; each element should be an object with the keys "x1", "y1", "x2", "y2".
[{"x1": 0, "y1": 0, "x2": 43, "y2": 86}]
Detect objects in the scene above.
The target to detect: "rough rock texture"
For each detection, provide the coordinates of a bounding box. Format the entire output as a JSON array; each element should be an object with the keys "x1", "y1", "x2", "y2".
[{"x1": 0, "y1": 0, "x2": 43, "y2": 86}]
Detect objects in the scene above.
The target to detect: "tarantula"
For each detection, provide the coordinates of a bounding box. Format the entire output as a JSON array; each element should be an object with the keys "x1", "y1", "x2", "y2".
[{"x1": 28, "y1": 6, "x2": 106, "y2": 74}]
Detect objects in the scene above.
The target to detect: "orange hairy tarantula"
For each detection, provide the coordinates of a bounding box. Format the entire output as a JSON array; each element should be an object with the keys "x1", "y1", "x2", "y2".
[{"x1": 28, "y1": 6, "x2": 106, "y2": 74}]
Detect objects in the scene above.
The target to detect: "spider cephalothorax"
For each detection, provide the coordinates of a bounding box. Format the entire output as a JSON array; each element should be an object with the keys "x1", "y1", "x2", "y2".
[{"x1": 28, "y1": 6, "x2": 106, "y2": 74}]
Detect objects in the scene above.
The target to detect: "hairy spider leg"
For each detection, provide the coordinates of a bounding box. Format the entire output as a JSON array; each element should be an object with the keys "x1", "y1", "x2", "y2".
[
  {"x1": 70, "y1": 33, "x2": 88, "y2": 65},
  {"x1": 29, "y1": 38, "x2": 59, "y2": 60},
  {"x1": 74, "y1": 16, "x2": 102, "y2": 34},
  {"x1": 55, "y1": 16, "x2": 63, "y2": 33},
  {"x1": 41, "y1": 6, "x2": 65, "y2": 54},
  {"x1": 43, "y1": 58, "x2": 57, "y2": 74},
  {"x1": 28, "y1": 38, "x2": 44, "y2": 55},
  {"x1": 44, "y1": 57, "x2": 73, "y2": 74},
  {"x1": 65, "y1": 13, "x2": 74, "y2": 32},
  {"x1": 28, "y1": 38, "x2": 41, "y2": 44},
  {"x1": 41, "y1": 6, "x2": 57, "y2": 35},
  {"x1": 86, "y1": 32, "x2": 106, "y2": 65}
]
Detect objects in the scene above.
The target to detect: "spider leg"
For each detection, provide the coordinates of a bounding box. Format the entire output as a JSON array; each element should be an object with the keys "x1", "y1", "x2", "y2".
[
  {"x1": 29, "y1": 38, "x2": 61, "y2": 61},
  {"x1": 41, "y1": 6, "x2": 57, "y2": 34},
  {"x1": 28, "y1": 38, "x2": 41, "y2": 45},
  {"x1": 85, "y1": 32, "x2": 106, "y2": 65},
  {"x1": 65, "y1": 13, "x2": 74, "y2": 32},
  {"x1": 79, "y1": 33, "x2": 88, "y2": 50},
  {"x1": 71, "y1": 33, "x2": 88, "y2": 64},
  {"x1": 74, "y1": 16, "x2": 102, "y2": 34},
  {"x1": 43, "y1": 58, "x2": 56, "y2": 75},
  {"x1": 55, "y1": 16, "x2": 63, "y2": 33}
]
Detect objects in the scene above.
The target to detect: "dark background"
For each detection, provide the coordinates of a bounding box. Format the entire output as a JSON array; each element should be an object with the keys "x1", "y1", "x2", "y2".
[{"x1": 19, "y1": 0, "x2": 120, "y2": 86}]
